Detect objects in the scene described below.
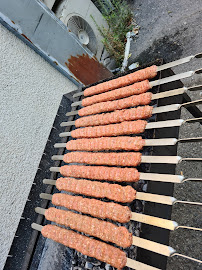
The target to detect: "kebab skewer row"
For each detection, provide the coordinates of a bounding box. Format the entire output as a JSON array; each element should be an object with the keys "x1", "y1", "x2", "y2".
[
  {"x1": 52, "y1": 151, "x2": 202, "y2": 167},
  {"x1": 43, "y1": 177, "x2": 202, "y2": 206},
  {"x1": 67, "y1": 85, "x2": 202, "y2": 117},
  {"x1": 71, "y1": 68, "x2": 202, "y2": 107},
  {"x1": 50, "y1": 165, "x2": 184, "y2": 183},
  {"x1": 35, "y1": 207, "x2": 202, "y2": 249},
  {"x1": 73, "y1": 53, "x2": 202, "y2": 98},
  {"x1": 32, "y1": 223, "x2": 161, "y2": 270},
  {"x1": 39, "y1": 194, "x2": 202, "y2": 232},
  {"x1": 55, "y1": 136, "x2": 202, "y2": 153},
  {"x1": 60, "y1": 117, "x2": 202, "y2": 139},
  {"x1": 32, "y1": 224, "x2": 202, "y2": 269},
  {"x1": 62, "y1": 99, "x2": 202, "y2": 128}
]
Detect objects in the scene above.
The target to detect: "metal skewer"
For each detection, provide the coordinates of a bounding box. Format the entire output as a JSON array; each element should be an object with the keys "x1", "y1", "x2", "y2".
[
  {"x1": 35, "y1": 206, "x2": 202, "y2": 240},
  {"x1": 49, "y1": 166, "x2": 185, "y2": 183},
  {"x1": 54, "y1": 136, "x2": 202, "y2": 150},
  {"x1": 43, "y1": 178, "x2": 202, "y2": 207},
  {"x1": 51, "y1": 153, "x2": 202, "y2": 165},
  {"x1": 67, "y1": 84, "x2": 202, "y2": 117},
  {"x1": 32, "y1": 222, "x2": 202, "y2": 268},
  {"x1": 71, "y1": 68, "x2": 202, "y2": 107},
  {"x1": 73, "y1": 53, "x2": 202, "y2": 99},
  {"x1": 31, "y1": 222, "x2": 161, "y2": 270},
  {"x1": 59, "y1": 116, "x2": 202, "y2": 138},
  {"x1": 61, "y1": 99, "x2": 202, "y2": 129}
]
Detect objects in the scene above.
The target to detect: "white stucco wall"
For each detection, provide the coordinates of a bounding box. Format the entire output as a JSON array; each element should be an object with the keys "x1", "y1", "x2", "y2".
[{"x1": 0, "y1": 24, "x2": 76, "y2": 270}]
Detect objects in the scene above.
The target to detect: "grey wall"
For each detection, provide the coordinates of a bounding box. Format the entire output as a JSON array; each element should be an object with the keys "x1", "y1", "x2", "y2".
[{"x1": 0, "y1": 24, "x2": 76, "y2": 270}]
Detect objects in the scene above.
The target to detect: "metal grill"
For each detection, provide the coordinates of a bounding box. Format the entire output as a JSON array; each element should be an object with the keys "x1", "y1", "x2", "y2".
[{"x1": 4, "y1": 58, "x2": 202, "y2": 270}]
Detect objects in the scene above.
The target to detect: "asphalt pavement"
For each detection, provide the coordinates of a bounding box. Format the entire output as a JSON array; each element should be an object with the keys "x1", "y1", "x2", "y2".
[{"x1": 128, "y1": 1, "x2": 202, "y2": 269}]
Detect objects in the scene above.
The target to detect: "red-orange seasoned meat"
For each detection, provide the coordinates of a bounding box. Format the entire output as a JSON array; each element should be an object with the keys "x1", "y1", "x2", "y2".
[
  {"x1": 52, "y1": 193, "x2": 131, "y2": 223},
  {"x1": 45, "y1": 207, "x2": 132, "y2": 248},
  {"x1": 63, "y1": 152, "x2": 142, "y2": 167},
  {"x1": 75, "y1": 106, "x2": 153, "y2": 127},
  {"x1": 82, "y1": 80, "x2": 151, "y2": 107},
  {"x1": 66, "y1": 136, "x2": 145, "y2": 151},
  {"x1": 42, "y1": 225, "x2": 127, "y2": 270},
  {"x1": 60, "y1": 165, "x2": 140, "y2": 182},
  {"x1": 71, "y1": 120, "x2": 147, "y2": 138},
  {"x1": 79, "y1": 92, "x2": 152, "y2": 116},
  {"x1": 56, "y1": 178, "x2": 136, "y2": 203},
  {"x1": 84, "y1": 65, "x2": 157, "y2": 96}
]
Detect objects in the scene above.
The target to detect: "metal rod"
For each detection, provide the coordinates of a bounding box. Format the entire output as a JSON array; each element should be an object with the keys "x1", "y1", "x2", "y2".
[
  {"x1": 43, "y1": 179, "x2": 56, "y2": 185},
  {"x1": 63, "y1": 100, "x2": 202, "y2": 128},
  {"x1": 40, "y1": 193, "x2": 53, "y2": 200},
  {"x1": 31, "y1": 223, "x2": 42, "y2": 232},
  {"x1": 126, "y1": 258, "x2": 161, "y2": 270},
  {"x1": 35, "y1": 207, "x2": 46, "y2": 215},
  {"x1": 70, "y1": 84, "x2": 202, "y2": 111},
  {"x1": 54, "y1": 137, "x2": 202, "y2": 148},
  {"x1": 171, "y1": 253, "x2": 202, "y2": 264},
  {"x1": 156, "y1": 52, "x2": 202, "y2": 72},
  {"x1": 71, "y1": 69, "x2": 202, "y2": 107}
]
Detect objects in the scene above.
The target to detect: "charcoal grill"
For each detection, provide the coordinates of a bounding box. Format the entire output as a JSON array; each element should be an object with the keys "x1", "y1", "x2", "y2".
[{"x1": 4, "y1": 59, "x2": 202, "y2": 270}]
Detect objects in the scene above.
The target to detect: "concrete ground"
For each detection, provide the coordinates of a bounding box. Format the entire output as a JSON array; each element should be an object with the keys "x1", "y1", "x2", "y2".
[{"x1": 128, "y1": 0, "x2": 202, "y2": 269}]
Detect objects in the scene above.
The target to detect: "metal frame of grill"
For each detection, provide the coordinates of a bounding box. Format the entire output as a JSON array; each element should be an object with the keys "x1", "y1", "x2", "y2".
[{"x1": 4, "y1": 59, "x2": 202, "y2": 270}]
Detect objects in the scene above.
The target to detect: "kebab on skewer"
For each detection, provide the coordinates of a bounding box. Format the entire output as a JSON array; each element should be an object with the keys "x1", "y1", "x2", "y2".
[
  {"x1": 52, "y1": 151, "x2": 202, "y2": 167},
  {"x1": 61, "y1": 99, "x2": 202, "y2": 128},
  {"x1": 32, "y1": 224, "x2": 202, "y2": 270},
  {"x1": 39, "y1": 194, "x2": 202, "y2": 232},
  {"x1": 71, "y1": 68, "x2": 202, "y2": 107},
  {"x1": 43, "y1": 177, "x2": 202, "y2": 206},
  {"x1": 60, "y1": 117, "x2": 202, "y2": 138},
  {"x1": 35, "y1": 206, "x2": 202, "y2": 248},
  {"x1": 32, "y1": 223, "x2": 163, "y2": 270},
  {"x1": 55, "y1": 136, "x2": 202, "y2": 155},
  {"x1": 50, "y1": 164, "x2": 184, "y2": 183},
  {"x1": 73, "y1": 52, "x2": 202, "y2": 98},
  {"x1": 67, "y1": 85, "x2": 202, "y2": 117}
]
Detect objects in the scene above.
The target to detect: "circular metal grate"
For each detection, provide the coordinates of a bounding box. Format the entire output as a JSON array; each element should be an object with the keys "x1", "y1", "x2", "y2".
[{"x1": 67, "y1": 15, "x2": 97, "y2": 55}]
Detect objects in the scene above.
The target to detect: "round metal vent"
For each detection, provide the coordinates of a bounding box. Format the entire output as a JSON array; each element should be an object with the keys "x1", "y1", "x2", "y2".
[{"x1": 67, "y1": 16, "x2": 97, "y2": 55}]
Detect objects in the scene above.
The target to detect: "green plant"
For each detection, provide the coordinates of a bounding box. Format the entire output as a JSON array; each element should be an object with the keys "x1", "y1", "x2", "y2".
[{"x1": 92, "y1": 0, "x2": 134, "y2": 66}]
